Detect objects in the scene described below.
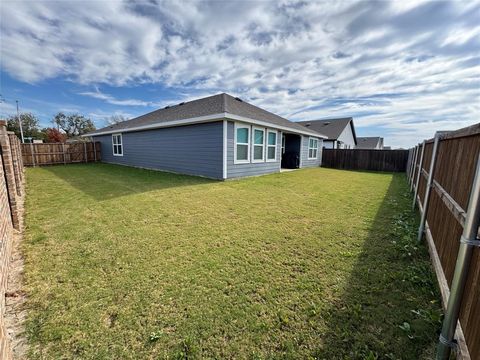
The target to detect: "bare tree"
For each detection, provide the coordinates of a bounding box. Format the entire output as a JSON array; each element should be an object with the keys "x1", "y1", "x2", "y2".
[{"x1": 106, "y1": 114, "x2": 128, "y2": 126}]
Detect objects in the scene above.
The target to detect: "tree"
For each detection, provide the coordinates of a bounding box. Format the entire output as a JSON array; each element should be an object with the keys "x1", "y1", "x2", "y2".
[
  {"x1": 43, "y1": 127, "x2": 67, "y2": 143},
  {"x1": 7, "y1": 113, "x2": 43, "y2": 141},
  {"x1": 106, "y1": 114, "x2": 128, "y2": 126},
  {"x1": 53, "y1": 113, "x2": 96, "y2": 137}
]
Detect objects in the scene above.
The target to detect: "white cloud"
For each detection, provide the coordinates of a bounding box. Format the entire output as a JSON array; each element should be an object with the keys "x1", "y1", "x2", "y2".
[{"x1": 1, "y1": 0, "x2": 479, "y2": 147}]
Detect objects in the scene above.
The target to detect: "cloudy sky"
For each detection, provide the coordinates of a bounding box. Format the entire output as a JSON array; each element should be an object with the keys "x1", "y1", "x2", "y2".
[{"x1": 0, "y1": 0, "x2": 479, "y2": 148}]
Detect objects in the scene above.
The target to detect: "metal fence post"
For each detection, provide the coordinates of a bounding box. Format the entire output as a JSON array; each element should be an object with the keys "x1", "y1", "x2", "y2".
[
  {"x1": 410, "y1": 145, "x2": 419, "y2": 191},
  {"x1": 412, "y1": 141, "x2": 426, "y2": 209},
  {"x1": 436, "y1": 155, "x2": 480, "y2": 360},
  {"x1": 418, "y1": 133, "x2": 441, "y2": 242},
  {"x1": 30, "y1": 142, "x2": 35, "y2": 167},
  {"x1": 406, "y1": 148, "x2": 412, "y2": 180},
  {"x1": 407, "y1": 147, "x2": 414, "y2": 185}
]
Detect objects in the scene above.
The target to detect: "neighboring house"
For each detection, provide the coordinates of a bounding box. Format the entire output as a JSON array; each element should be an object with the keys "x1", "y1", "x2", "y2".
[
  {"x1": 84, "y1": 93, "x2": 327, "y2": 180},
  {"x1": 356, "y1": 137, "x2": 384, "y2": 149},
  {"x1": 297, "y1": 118, "x2": 357, "y2": 149}
]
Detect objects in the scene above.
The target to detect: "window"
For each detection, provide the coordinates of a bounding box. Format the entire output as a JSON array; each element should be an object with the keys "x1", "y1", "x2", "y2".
[
  {"x1": 266, "y1": 130, "x2": 277, "y2": 161},
  {"x1": 252, "y1": 127, "x2": 265, "y2": 162},
  {"x1": 235, "y1": 124, "x2": 250, "y2": 163},
  {"x1": 308, "y1": 137, "x2": 318, "y2": 159},
  {"x1": 112, "y1": 134, "x2": 123, "y2": 156}
]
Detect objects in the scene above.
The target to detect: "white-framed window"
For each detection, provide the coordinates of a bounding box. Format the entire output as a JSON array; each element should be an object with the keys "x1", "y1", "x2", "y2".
[
  {"x1": 112, "y1": 133, "x2": 123, "y2": 156},
  {"x1": 252, "y1": 127, "x2": 265, "y2": 163},
  {"x1": 308, "y1": 137, "x2": 319, "y2": 159},
  {"x1": 234, "y1": 123, "x2": 250, "y2": 164},
  {"x1": 266, "y1": 130, "x2": 277, "y2": 162}
]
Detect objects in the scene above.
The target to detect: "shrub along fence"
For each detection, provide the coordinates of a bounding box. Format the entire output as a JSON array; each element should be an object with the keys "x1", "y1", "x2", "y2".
[
  {"x1": 0, "y1": 121, "x2": 24, "y2": 359},
  {"x1": 407, "y1": 123, "x2": 480, "y2": 360},
  {"x1": 322, "y1": 149, "x2": 409, "y2": 172},
  {"x1": 21, "y1": 142, "x2": 101, "y2": 166}
]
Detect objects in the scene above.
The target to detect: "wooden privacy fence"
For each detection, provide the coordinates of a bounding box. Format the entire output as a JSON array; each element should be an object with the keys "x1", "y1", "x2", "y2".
[
  {"x1": 407, "y1": 123, "x2": 480, "y2": 360},
  {"x1": 21, "y1": 142, "x2": 101, "y2": 166},
  {"x1": 322, "y1": 149, "x2": 409, "y2": 172}
]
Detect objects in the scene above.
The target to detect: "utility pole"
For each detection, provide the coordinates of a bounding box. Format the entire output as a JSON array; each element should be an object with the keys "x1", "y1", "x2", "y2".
[{"x1": 16, "y1": 100, "x2": 25, "y2": 143}]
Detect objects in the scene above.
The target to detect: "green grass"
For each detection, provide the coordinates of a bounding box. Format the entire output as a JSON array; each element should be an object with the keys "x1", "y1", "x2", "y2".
[{"x1": 22, "y1": 164, "x2": 441, "y2": 359}]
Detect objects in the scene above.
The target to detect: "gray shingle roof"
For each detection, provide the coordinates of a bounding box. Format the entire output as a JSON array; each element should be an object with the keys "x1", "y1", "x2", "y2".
[
  {"x1": 86, "y1": 93, "x2": 326, "y2": 138},
  {"x1": 356, "y1": 137, "x2": 383, "y2": 149},
  {"x1": 296, "y1": 118, "x2": 355, "y2": 141}
]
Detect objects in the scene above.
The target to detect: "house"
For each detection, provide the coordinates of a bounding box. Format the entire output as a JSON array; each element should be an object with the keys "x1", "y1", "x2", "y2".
[
  {"x1": 296, "y1": 118, "x2": 357, "y2": 149},
  {"x1": 84, "y1": 93, "x2": 327, "y2": 180},
  {"x1": 356, "y1": 137, "x2": 384, "y2": 149}
]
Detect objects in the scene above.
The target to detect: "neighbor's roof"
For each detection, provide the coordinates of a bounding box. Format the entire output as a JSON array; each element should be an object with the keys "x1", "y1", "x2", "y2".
[
  {"x1": 85, "y1": 93, "x2": 326, "y2": 138},
  {"x1": 296, "y1": 118, "x2": 356, "y2": 144},
  {"x1": 356, "y1": 137, "x2": 383, "y2": 149}
]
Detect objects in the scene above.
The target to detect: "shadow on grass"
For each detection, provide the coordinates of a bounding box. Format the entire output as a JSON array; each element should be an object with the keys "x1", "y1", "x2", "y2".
[
  {"x1": 315, "y1": 174, "x2": 442, "y2": 359},
  {"x1": 42, "y1": 163, "x2": 217, "y2": 201}
]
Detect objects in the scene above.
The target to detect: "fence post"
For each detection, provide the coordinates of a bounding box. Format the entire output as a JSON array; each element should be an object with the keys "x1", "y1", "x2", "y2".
[
  {"x1": 62, "y1": 143, "x2": 66, "y2": 164},
  {"x1": 412, "y1": 141, "x2": 426, "y2": 209},
  {"x1": 436, "y1": 155, "x2": 480, "y2": 360},
  {"x1": 93, "y1": 142, "x2": 97, "y2": 162},
  {"x1": 84, "y1": 142, "x2": 87, "y2": 163},
  {"x1": 30, "y1": 142, "x2": 35, "y2": 167},
  {"x1": 406, "y1": 148, "x2": 413, "y2": 180},
  {"x1": 410, "y1": 145, "x2": 419, "y2": 191},
  {"x1": 418, "y1": 133, "x2": 441, "y2": 242}
]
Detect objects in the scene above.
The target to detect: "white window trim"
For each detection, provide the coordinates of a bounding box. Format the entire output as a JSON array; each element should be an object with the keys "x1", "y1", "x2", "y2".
[
  {"x1": 308, "y1": 137, "x2": 319, "y2": 160},
  {"x1": 251, "y1": 126, "x2": 265, "y2": 163},
  {"x1": 234, "y1": 123, "x2": 250, "y2": 164},
  {"x1": 112, "y1": 133, "x2": 123, "y2": 157},
  {"x1": 266, "y1": 130, "x2": 277, "y2": 162}
]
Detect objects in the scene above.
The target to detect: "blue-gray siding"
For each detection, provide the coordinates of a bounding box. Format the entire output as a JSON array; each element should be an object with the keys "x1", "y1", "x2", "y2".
[
  {"x1": 226, "y1": 121, "x2": 281, "y2": 178},
  {"x1": 300, "y1": 135, "x2": 323, "y2": 168},
  {"x1": 94, "y1": 122, "x2": 223, "y2": 179}
]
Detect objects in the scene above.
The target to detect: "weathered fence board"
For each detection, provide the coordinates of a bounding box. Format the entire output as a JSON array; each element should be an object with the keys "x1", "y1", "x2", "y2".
[
  {"x1": 21, "y1": 142, "x2": 101, "y2": 166},
  {"x1": 322, "y1": 149, "x2": 409, "y2": 172},
  {"x1": 409, "y1": 122, "x2": 480, "y2": 360}
]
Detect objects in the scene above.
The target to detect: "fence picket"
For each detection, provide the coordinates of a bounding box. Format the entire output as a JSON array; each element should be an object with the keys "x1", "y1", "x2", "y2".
[
  {"x1": 410, "y1": 122, "x2": 480, "y2": 360},
  {"x1": 21, "y1": 142, "x2": 101, "y2": 166}
]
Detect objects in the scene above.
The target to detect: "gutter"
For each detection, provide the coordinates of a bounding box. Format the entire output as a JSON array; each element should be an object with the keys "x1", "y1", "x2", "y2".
[{"x1": 82, "y1": 112, "x2": 328, "y2": 139}]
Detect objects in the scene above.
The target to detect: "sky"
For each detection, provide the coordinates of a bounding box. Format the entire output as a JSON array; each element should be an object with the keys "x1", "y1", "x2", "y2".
[{"x1": 0, "y1": 0, "x2": 479, "y2": 148}]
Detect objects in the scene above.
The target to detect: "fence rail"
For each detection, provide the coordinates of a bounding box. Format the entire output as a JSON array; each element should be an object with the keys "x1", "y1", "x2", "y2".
[
  {"x1": 407, "y1": 122, "x2": 480, "y2": 360},
  {"x1": 21, "y1": 142, "x2": 101, "y2": 166},
  {"x1": 322, "y1": 149, "x2": 409, "y2": 172}
]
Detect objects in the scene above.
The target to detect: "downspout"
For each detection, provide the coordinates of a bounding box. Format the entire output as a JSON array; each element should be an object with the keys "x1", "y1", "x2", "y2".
[
  {"x1": 437, "y1": 155, "x2": 480, "y2": 359},
  {"x1": 222, "y1": 120, "x2": 227, "y2": 180}
]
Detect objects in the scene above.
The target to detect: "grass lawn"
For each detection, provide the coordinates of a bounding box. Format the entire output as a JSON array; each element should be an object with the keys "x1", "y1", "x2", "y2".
[{"x1": 22, "y1": 164, "x2": 441, "y2": 359}]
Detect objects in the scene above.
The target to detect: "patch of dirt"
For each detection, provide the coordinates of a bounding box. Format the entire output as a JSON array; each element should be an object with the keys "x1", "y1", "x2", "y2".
[{"x1": 5, "y1": 197, "x2": 27, "y2": 359}]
